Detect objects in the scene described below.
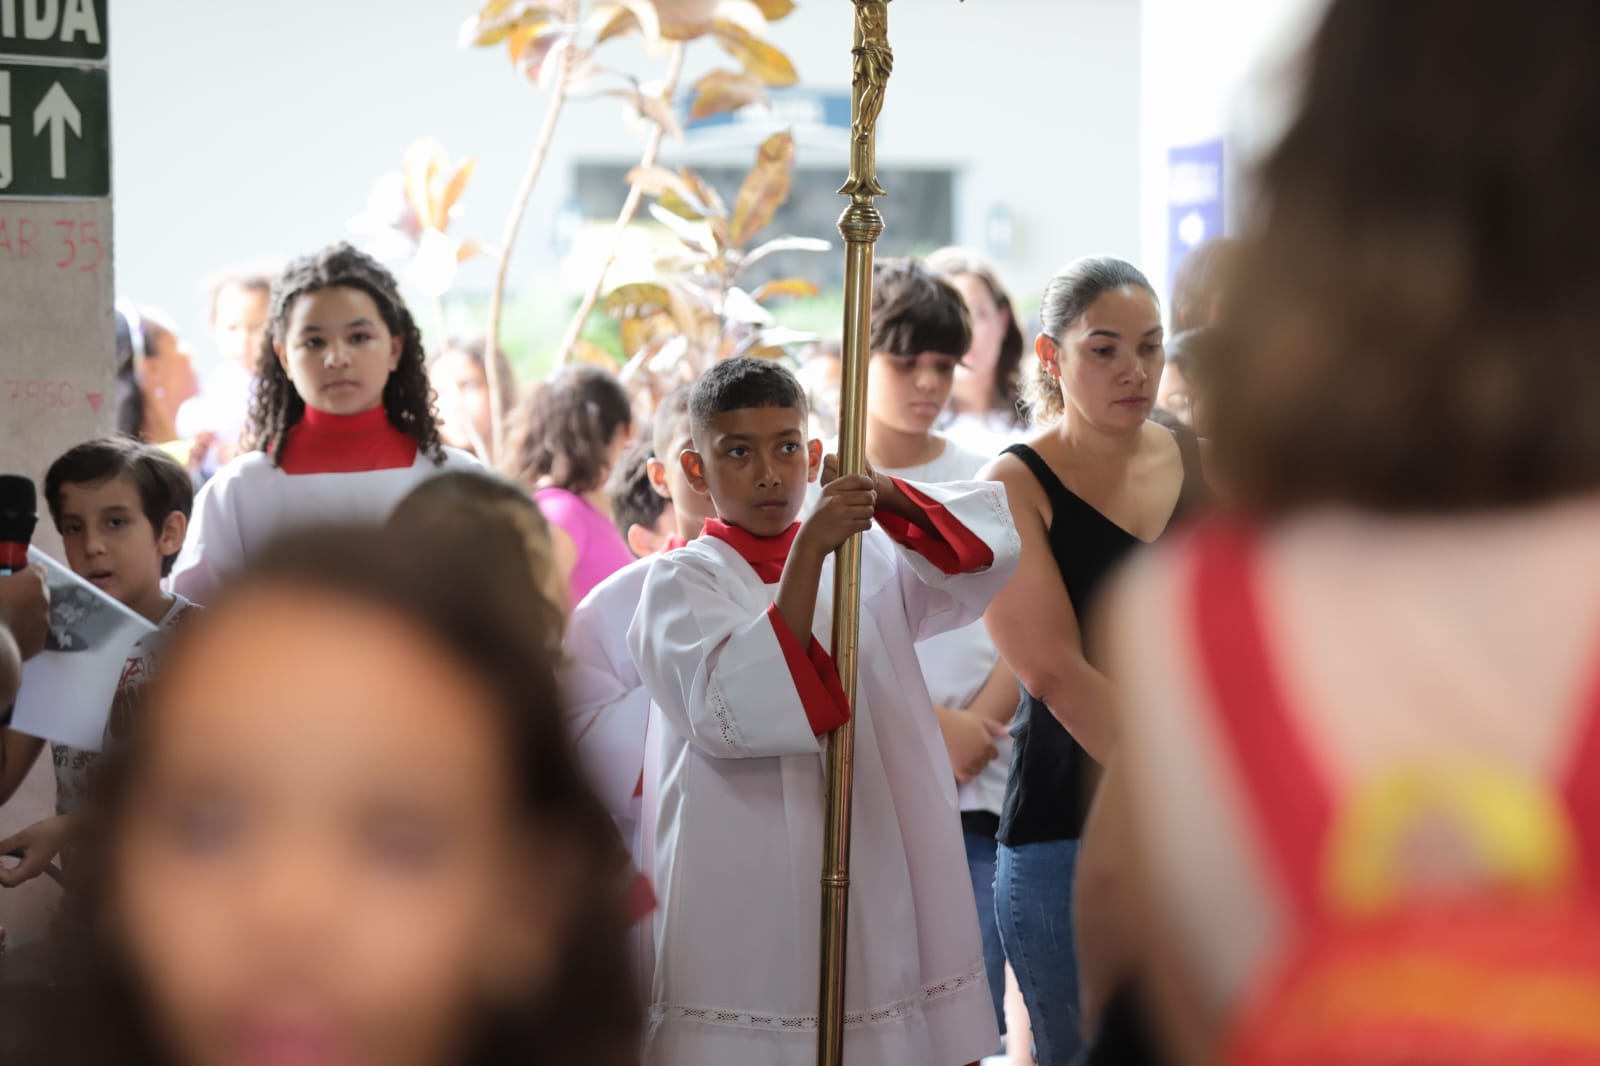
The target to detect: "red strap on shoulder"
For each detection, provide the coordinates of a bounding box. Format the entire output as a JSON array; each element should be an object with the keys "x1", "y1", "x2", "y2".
[
  {"x1": 1560, "y1": 654, "x2": 1600, "y2": 895},
  {"x1": 1190, "y1": 521, "x2": 1336, "y2": 925}
]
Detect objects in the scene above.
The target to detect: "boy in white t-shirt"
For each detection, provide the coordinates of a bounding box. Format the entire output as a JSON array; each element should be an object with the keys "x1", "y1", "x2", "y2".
[{"x1": 862, "y1": 258, "x2": 1022, "y2": 1045}]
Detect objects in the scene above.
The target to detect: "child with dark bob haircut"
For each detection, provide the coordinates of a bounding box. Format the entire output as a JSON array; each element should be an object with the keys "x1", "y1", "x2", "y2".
[{"x1": 169, "y1": 244, "x2": 478, "y2": 603}]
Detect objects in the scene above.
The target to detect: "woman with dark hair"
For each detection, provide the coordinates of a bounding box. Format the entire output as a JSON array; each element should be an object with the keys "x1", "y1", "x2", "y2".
[
  {"x1": 6, "y1": 525, "x2": 640, "y2": 1066},
  {"x1": 980, "y1": 256, "x2": 1208, "y2": 1064},
  {"x1": 168, "y1": 244, "x2": 478, "y2": 603},
  {"x1": 429, "y1": 336, "x2": 517, "y2": 461},
  {"x1": 1168, "y1": 237, "x2": 1239, "y2": 336},
  {"x1": 503, "y1": 365, "x2": 634, "y2": 608},
  {"x1": 1081, "y1": 3, "x2": 1600, "y2": 1063},
  {"x1": 928, "y1": 248, "x2": 1029, "y2": 457},
  {"x1": 114, "y1": 303, "x2": 199, "y2": 446},
  {"x1": 1154, "y1": 327, "x2": 1225, "y2": 432}
]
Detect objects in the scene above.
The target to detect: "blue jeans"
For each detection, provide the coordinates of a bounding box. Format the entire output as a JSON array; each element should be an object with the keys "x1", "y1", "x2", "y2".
[
  {"x1": 996, "y1": 839, "x2": 1083, "y2": 1065},
  {"x1": 964, "y1": 828, "x2": 1007, "y2": 1041}
]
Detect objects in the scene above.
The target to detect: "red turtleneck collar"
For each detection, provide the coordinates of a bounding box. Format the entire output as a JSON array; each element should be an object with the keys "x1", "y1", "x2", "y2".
[
  {"x1": 279, "y1": 406, "x2": 419, "y2": 475},
  {"x1": 701, "y1": 518, "x2": 800, "y2": 583}
]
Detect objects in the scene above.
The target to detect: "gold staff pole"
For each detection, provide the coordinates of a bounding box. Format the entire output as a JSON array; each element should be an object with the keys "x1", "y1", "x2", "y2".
[{"x1": 819, "y1": 3, "x2": 892, "y2": 1064}]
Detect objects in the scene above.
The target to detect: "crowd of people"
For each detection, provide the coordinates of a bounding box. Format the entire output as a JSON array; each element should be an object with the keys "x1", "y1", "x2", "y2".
[{"x1": 3, "y1": 0, "x2": 1600, "y2": 1063}]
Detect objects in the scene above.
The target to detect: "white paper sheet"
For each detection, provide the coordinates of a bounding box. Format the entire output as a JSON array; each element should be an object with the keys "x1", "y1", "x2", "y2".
[{"x1": 11, "y1": 548, "x2": 157, "y2": 751}]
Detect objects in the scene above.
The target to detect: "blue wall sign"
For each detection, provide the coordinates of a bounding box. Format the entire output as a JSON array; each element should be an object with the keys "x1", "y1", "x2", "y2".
[{"x1": 1167, "y1": 139, "x2": 1226, "y2": 298}]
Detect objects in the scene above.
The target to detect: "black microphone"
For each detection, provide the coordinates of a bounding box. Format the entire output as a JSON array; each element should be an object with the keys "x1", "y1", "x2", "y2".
[{"x1": 0, "y1": 475, "x2": 38, "y2": 576}]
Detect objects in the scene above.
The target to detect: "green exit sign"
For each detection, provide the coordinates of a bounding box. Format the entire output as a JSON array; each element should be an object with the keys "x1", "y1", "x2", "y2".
[
  {"x1": 0, "y1": 63, "x2": 108, "y2": 198},
  {"x1": 0, "y1": 0, "x2": 107, "y2": 63}
]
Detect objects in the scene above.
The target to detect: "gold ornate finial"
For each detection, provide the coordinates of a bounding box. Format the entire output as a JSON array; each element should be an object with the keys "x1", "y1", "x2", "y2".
[{"x1": 839, "y1": 0, "x2": 892, "y2": 198}]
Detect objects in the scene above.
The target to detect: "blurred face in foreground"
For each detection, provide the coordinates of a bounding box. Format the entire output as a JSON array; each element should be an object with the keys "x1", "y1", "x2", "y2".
[{"x1": 110, "y1": 585, "x2": 566, "y2": 1066}]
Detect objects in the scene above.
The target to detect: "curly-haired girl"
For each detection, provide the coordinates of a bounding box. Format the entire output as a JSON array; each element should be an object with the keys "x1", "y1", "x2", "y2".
[{"x1": 170, "y1": 244, "x2": 477, "y2": 602}]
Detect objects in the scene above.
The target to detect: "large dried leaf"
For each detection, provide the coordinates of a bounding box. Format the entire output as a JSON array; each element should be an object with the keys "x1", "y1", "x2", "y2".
[
  {"x1": 750, "y1": 277, "x2": 819, "y2": 303},
  {"x1": 667, "y1": 280, "x2": 719, "y2": 339},
  {"x1": 624, "y1": 0, "x2": 664, "y2": 45},
  {"x1": 436, "y1": 158, "x2": 478, "y2": 227},
  {"x1": 723, "y1": 287, "x2": 776, "y2": 326},
  {"x1": 682, "y1": 167, "x2": 728, "y2": 219},
  {"x1": 730, "y1": 131, "x2": 794, "y2": 249},
  {"x1": 455, "y1": 238, "x2": 492, "y2": 263},
  {"x1": 654, "y1": 0, "x2": 717, "y2": 39},
  {"x1": 660, "y1": 188, "x2": 705, "y2": 221},
  {"x1": 585, "y1": 3, "x2": 639, "y2": 44},
  {"x1": 688, "y1": 68, "x2": 767, "y2": 122},
  {"x1": 620, "y1": 316, "x2": 652, "y2": 358},
  {"x1": 708, "y1": 215, "x2": 732, "y2": 253},
  {"x1": 601, "y1": 282, "x2": 673, "y2": 319},
  {"x1": 746, "y1": 0, "x2": 795, "y2": 19},
  {"x1": 646, "y1": 335, "x2": 693, "y2": 374},
  {"x1": 566, "y1": 53, "x2": 623, "y2": 95},
  {"x1": 402, "y1": 139, "x2": 447, "y2": 231},
  {"x1": 578, "y1": 0, "x2": 662, "y2": 49},
  {"x1": 599, "y1": 84, "x2": 683, "y2": 140},
  {"x1": 740, "y1": 235, "x2": 831, "y2": 271},
  {"x1": 516, "y1": 29, "x2": 575, "y2": 87},
  {"x1": 654, "y1": 252, "x2": 717, "y2": 275},
  {"x1": 505, "y1": 22, "x2": 536, "y2": 63},
  {"x1": 648, "y1": 203, "x2": 712, "y2": 255},
  {"x1": 627, "y1": 165, "x2": 709, "y2": 219},
  {"x1": 643, "y1": 92, "x2": 684, "y2": 141},
  {"x1": 460, "y1": 0, "x2": 560, "y2": 48},
  {"x1": 711, "y1": 0, "x2": 770, "y2": 36},
  {"x1": 710, "y1": 19, "x2": 797, "y2": 87},
  {"x1": 619, "y1": 312, "x2": 678, "y2": 358},
  {"x1": 572, "y1": 340, "x2": 622, "y2": 369}
]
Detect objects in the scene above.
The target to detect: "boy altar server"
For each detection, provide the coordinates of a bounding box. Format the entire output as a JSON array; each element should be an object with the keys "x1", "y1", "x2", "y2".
[{"x1": 629, "y1": 358, "x2": 1019, "y2": 1066}]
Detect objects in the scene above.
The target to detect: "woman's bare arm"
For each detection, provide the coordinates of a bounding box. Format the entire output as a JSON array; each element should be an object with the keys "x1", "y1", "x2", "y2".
[{"x1": 981, "y1": 455, "x2": 1117, "y2": 761}]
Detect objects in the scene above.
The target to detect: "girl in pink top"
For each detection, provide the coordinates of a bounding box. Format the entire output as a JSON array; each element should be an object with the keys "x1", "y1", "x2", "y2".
[{"x1": 505, "y1": 365, "x2": 635, "y2": 608}]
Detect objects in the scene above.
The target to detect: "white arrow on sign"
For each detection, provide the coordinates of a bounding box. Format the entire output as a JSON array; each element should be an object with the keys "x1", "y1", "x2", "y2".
[{"x1": 32, "y1": 82, "x2": 81, "y2": 181}]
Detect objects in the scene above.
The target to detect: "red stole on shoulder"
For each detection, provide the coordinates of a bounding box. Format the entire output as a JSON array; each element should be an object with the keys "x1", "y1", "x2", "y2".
[
  {"x1": 701, "y1": 518, "x2": 800, "y2": 584},
  {"x1": 700, "y1": 517, "x2": 849, "y2": 735}
]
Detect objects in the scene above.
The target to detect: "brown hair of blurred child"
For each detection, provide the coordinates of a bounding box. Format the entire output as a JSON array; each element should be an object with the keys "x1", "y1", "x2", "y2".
[
  {"x1": 1208, "y1": 0, "x2": 1600, "y2": 514},
  {"x1": 23, "y1": 526, "x2": 639, "y2": 1066},
  {"x1": 388, "y1": 470, "x2": 568, "y2": 648}
]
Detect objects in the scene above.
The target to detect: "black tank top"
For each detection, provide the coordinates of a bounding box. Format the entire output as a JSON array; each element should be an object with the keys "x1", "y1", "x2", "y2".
[{"x1": 996, "y1": 427, "x2": 1208, "y2": 846}]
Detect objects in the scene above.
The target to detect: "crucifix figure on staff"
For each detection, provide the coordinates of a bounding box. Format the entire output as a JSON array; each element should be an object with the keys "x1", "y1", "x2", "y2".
[
  {"x1": 816, "y1": 3, "x2": 1018, "y2": 1065},
  {"x1": 841, "y1": 0, "x2": 892, "y2": 199}
]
